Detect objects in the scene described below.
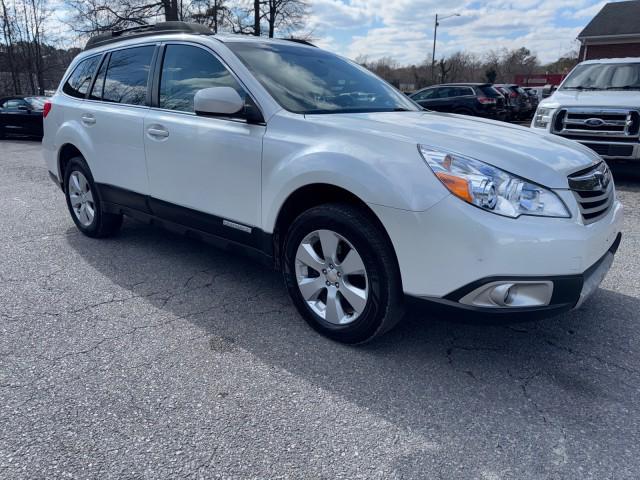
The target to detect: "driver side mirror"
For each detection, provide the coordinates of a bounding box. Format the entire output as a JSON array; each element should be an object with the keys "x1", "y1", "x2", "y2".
[
  {"x1": 194, "y1": 87, "x2": 264, "y2": 124},
  {"x1": 194, "y1": 87, "x2": 244, "y2": 116}
]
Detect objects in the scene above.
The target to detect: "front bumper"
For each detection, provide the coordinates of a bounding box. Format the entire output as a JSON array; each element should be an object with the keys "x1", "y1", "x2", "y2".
[
  {"x1": 408, "y1": 233, "x2": 621, "y2": 319},
  {"x1": 369, "y1": 193, "x2": 623, "y2": 302}
]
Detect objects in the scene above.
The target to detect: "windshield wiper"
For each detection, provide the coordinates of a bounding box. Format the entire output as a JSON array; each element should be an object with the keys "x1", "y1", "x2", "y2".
[
  {"x1": 562, "y1": 86, "x2": 602, "y2": 91},
  {"x1": 605, "y1": 85, "x2": 640, "y2": 90}
]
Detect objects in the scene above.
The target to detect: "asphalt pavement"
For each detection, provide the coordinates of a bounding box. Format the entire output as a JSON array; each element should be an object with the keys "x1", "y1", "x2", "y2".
[{"x1": 1, "y1": 139, "x2": 639, "y2": 479}]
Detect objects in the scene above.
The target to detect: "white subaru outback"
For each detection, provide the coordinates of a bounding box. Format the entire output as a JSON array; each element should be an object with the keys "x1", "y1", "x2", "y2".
[{"x1": 43, "y1": 23, "x2": 623, "y2": 344}]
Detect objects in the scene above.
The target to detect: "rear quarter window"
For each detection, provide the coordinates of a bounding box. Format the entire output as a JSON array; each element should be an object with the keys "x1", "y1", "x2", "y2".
[
  {"x1": 479, "y1": 86, "x2": 500, "y2": 97},
  {"x1": 63, "y1": 56, "x2": 101, "y2": 99}
]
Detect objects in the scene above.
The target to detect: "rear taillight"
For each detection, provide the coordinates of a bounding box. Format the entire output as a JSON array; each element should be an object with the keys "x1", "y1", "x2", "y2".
[
  {"x1": 509, "y1": 92, "x2": 517, "y2": 98},
  {"x1": 43, "y1": 101, "x2": 52, "y2": 118},
  {"x1": 478, "y1": 96, "x2": 496, "y2": 105}
]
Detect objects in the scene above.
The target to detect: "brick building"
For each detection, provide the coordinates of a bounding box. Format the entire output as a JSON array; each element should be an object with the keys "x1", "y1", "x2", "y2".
[{"x1": 578, "y1": 0, "x2": 640, "y2": 60}]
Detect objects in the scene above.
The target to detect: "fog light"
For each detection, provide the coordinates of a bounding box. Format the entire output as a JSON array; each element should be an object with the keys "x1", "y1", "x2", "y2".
[{"x1": 460, "y1": 281, "x2": 553, "y2": 308}]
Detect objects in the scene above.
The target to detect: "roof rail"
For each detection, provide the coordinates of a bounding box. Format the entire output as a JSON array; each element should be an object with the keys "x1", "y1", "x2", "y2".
[{"x1": 84, "y1": 21, "x2": 213, "y2": 51}]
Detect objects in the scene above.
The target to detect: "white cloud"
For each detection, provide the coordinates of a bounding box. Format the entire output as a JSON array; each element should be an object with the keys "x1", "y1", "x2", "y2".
[{"x1": 309, "y1": 0, "x2": 605, "y2": 64}]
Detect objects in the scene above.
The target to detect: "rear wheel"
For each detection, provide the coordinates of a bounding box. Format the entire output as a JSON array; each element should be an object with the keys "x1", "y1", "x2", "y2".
[
  {"x1": 64, "y1": 156, "x2": 122, "y2": 238},
  {"x1": 283, "y1": 203, "x2": 404, "y2": 344}
]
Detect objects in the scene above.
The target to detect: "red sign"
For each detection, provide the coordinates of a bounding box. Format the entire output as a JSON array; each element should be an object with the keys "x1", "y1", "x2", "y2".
[{"x1": 514, "y1": 74, "x2": 566, "y2": 87}]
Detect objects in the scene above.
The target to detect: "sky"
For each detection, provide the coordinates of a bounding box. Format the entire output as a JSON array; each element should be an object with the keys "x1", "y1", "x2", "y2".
[{"x1": 305, "y1": 0, "x2": 613, "y2": 65}]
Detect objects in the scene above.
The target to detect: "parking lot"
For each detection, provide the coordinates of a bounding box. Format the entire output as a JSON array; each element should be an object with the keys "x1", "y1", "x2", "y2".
[{"x1": 1, "y1": 139, "x2": 639, "y2": 479}]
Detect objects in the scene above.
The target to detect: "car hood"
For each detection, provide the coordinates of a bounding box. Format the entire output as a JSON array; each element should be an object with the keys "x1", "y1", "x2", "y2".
[
  {"x1": 540, "y1": 89, "x2": 640, "y2": 109},
  {"x1": 305, "y1": 111, "x2": 599, "y2": 189}
]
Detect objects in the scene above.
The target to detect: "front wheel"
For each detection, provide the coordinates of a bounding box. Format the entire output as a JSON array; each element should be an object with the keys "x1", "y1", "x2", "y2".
[{"x1": 283, "y1": 203, "x2": 404, "y2": 344}]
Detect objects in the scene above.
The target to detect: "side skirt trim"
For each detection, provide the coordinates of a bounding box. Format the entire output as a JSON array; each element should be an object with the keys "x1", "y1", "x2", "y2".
[{"x1": 96, "y1": 183, "x2": 274, "y2": 266}]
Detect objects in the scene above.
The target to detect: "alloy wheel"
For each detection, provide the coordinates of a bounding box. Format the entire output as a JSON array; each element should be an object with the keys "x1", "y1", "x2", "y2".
[
  {"x1": 295, "y1": 229, "x2": 369, "y2": 325},
  {"x1": 68, "y1": 171, "x2": 96, "y2": 227}
]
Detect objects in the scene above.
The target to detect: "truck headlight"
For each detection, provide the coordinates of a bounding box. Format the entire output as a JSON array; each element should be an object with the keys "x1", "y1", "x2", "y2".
[
  {"x1": 533, "y1": 107, "x2": 553, "y2": 129},
  {"x1": 418, "y1": 145, "x2": 570, "y2": 219}
]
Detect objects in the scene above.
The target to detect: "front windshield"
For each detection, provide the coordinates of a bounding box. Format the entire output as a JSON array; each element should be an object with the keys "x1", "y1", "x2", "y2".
[
  {"x1": 561, "y1": 63, "x2": 640, "y2": 90},
  {"x1": 226, "y1": 42, "x2": 420, "y2": 114}
]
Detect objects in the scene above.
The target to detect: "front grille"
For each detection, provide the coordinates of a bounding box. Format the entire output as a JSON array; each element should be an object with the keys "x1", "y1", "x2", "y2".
[
  {"x1": 568, "y1": 162, "x2": 614, "y2": 225},
  {"x1": 583, "y1": 143, "x2": 634, "y2": 157},
  {"x1": 553, "y1": 108, "x2": 640, "y2": 139}
]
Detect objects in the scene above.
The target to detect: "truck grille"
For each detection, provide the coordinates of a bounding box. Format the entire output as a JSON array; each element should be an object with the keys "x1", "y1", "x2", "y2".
[
  {"x1": 567, "y1": 162, "x2": 614, "y2": 225},
  {"x1": 553, "y1": 108, "x2": 640, "y2": 141}
]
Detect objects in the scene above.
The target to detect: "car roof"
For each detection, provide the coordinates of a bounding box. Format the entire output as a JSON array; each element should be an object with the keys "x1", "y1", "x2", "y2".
[
  {"x1": 579, "y1": 57, "x2": 640, "y2": 65},
  {"x1": 439, "y1": 83, "x2": 491, "y2": 87}
]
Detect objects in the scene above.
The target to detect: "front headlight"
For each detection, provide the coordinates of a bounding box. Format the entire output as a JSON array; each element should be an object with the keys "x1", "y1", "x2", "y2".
[
  {"x1": 533, "y1": 107, "x2": 553, "y2": 129},
  {"x1": 418, "y1": 145, "x2": 570, "y2": 218}
]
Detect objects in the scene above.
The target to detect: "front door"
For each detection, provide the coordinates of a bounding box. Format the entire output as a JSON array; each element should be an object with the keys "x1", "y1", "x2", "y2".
[{"x1": 143, "y1": 43, "x2": 264, "y2": 230}]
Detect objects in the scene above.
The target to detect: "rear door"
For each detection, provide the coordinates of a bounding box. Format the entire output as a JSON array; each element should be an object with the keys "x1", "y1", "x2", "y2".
[
  {"x1": 432, "y1": 87, "x2": 456, "y2": 112},
  {"x1": 79, "y1": 45, "x2": 156, "y2": 197}
]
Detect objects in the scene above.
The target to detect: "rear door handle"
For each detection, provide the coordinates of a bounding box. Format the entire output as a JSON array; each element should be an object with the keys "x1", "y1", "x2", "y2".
[
  {"x1": 81, "y1": 114, "x2": 96, "y2": 126},
  {"x1": 147, "y1": 126, "x2": 169, "y2": 139}
]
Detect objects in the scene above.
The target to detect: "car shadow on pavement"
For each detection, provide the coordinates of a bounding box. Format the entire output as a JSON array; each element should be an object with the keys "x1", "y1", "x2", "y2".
[{"x1": 65, "y1": 219, "x2": 640, "y2": 471}]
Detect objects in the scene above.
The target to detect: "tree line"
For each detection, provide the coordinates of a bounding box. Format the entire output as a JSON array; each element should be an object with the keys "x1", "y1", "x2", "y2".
[
  {"x1": 0, "y1": 0, "x2": 307, "y2": 95},
  {"x1": 357, "y1": 47, "x2": 580, "y2": 91},
  {"x1": 1, "y1": 0, "x2": 578, "y2": 97}
]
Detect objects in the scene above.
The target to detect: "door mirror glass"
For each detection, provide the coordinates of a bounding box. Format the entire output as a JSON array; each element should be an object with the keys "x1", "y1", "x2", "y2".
[{"x1": 194, "y1": 87, "x2": 244, "y2": 116}]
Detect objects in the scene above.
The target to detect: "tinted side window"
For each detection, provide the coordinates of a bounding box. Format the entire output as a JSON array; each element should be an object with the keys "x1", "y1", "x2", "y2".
[
  {"x1": 479, "y1": 86, "x2": 500, "y2": 97},
  {"x1": 413, "y1": 89, "x2": 434, "y2": 101},
  {"x1": 103, "y1": 46, "x2": 155, "y2": 106},
  {"x1": 159, "y1": 44, "x2": 244, "y2": 113},
  {"x1": 63, "y1": 56, "x2": 101, "y2": 99},
  {"x1": 2, "y1": 99, "x2": 23, "y2": 109},
  {"x1": 436, "y1": 87, "x2": 452, "y2": 98},
  {"x1": 449, "y1": 88, "x2": 462, "y2": 97}
]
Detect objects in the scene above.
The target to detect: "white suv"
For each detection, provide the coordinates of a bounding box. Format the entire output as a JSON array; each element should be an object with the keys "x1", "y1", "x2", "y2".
[
  {"x1": 532, "y1": 58, "x2": 640, "y2": 162},
  {"x1": 44, "y1": 23, "x2": 623, "y2": 344}
]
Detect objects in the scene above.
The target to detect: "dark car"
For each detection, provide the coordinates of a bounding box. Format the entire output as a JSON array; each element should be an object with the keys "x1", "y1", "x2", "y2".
[
  {"x1": 522, "y1": 87, "x2": 540, "y2": 110},
  {"x1": 491, "y1": 86, "x2": 516, "y2": 120},
  {"x1": 493, "y1": 84, "x2": 533, "y2": 120},
  {"x1": 410, "y1": 83, "x2": 507, "y2": 120},
  {"x1": 0, "y1": 96, "x2": 49, "y2": 139}
]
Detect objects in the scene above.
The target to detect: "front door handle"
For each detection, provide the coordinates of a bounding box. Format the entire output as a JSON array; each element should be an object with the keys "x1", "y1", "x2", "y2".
[
  {"x1": 81, "y1": 114, "x2": 96, "y2": 126},
  {"x1": 147, "y1": 126, "x2": 169, "y2": 139}
]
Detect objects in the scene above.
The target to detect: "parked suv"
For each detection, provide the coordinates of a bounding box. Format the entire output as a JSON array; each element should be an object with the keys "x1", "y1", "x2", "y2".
[
  {"x1": 44, "y1": 23, "x2": 623, "y2": 344},
  {"x1": 532, "y1": 58, "x2": 640, "y2": 162},
  {"x1": 410, "y1": 83, "x2": 507, "y2": 120}
]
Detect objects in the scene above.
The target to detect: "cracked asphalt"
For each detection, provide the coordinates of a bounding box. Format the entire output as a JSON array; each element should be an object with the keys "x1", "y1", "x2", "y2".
[{"x1": 1, "y1": 139, "x2": 640, "y2": 479}]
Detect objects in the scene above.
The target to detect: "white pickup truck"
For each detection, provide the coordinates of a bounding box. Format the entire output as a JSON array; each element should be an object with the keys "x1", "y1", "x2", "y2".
[{"x1": 532, "y1": 58, "x2": 640, "y2": 162}]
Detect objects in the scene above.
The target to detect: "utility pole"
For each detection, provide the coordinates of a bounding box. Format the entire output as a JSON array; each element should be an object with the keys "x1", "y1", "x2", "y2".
[
  {"x1": 431, "y1": 14, "x2": 438, "y2": 84},
  {"x1": 431, "y1": 13, "x2": 460, "y2": 84}
]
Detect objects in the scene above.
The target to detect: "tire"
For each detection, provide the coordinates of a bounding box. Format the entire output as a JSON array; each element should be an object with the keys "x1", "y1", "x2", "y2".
[
  {"x1": 282, "y1": 203, "x2": 405, "y2": 344},
  {"x1": 64, "y1": 156, "x2": 122, "y2": 238}
]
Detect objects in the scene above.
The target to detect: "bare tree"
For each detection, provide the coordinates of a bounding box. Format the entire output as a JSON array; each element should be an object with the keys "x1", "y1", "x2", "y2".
[
  {"x1": 263, "y1": 0, "x2": 306, "y2": 38},
  {"x1": 253, "y1": 0, "x2": 259, "y2": 36},
  {"x1": 189, "y1": 0, "x2": 228, "y2": 32},
  {"x1": 64, "y1": 0, "x2": 182, "y2": 33},
  {"x1": 0, "y1": 0, "x2": 21, "y2": 92}
]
